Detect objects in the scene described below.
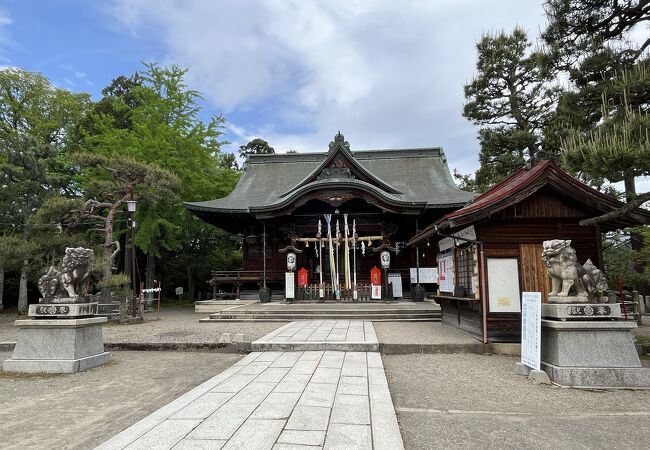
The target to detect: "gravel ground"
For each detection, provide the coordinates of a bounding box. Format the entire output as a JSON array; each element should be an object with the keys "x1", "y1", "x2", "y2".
[
  {"x1": 0, "y1": 308, "x2": 284, "y2": 344},
  {"x1": 383, "y1": 353, "x2": 650, "y2": 450},
  {"x1": 0, "y1": 350, "x2": 243, "y2": 450},
  {"x1": 374, "y1": 321, "x2": 477, "y2": 345}
]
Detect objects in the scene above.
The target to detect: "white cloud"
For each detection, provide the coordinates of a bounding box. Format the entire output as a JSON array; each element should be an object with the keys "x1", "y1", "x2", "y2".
[
  {"x1": 0, "y1": 10, "x2": 12, "y2": 26},
  {"x1": 109, "y1": 0, "x2": 546, "y2": 174}
]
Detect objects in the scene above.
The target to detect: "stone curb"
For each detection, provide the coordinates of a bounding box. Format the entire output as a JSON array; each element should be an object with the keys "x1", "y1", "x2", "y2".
[
  {"x1": 379, "y1": 343, "x2": 522, "y2": 356},
  {"x1": 2, "y1": 341, "x2": 648, "y2": 356},
  {"x1": 0, "y1": 341, "x2": 251, "y2": 353},
  {"x1": 104, "y1": 342, "x2": 252, "y2": 353}
]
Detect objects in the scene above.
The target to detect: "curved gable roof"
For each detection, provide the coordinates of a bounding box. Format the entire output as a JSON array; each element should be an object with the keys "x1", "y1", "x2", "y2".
[{"x1": 184, "y1": 133, "x2": 476, "y2": 216}]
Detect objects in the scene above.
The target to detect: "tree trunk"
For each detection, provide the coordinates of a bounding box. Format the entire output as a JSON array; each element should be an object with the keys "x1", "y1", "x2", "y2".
[
  {"x1": 103, "y1": 206, "x2": 118, "y2": 281},
  {"x1": 0, "y1": 265, "x2": 4, "y2": 312},
  {"x1": 146, "y1": 253, "x2": 155, "y2": 288},
  {"x1": 18, "y1": 259, "x2": 28, "y2": 314},
  {"x1": 187, "y1": 263, "x2": 195, "y2": 300},
  {"x1": 624, "y1": 176, "x2": 648, "y2": 294}
]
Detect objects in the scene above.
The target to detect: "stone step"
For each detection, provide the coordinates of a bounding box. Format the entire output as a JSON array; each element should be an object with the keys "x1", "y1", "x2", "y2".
[
  {"x1": 210, "y1": 311, "x2": 439, "y2": 318},
  {"x1": 213, "y1": 314, "x2": 442, "y2": 319},
  {"x1": 200, "y1": 316, "x2": 441, "y2": 323}
]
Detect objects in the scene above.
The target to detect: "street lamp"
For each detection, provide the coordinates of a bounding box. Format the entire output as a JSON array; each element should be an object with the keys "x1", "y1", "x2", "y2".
[{"x1": 127, "y1": 200, "x2": 137, "y2": 317}]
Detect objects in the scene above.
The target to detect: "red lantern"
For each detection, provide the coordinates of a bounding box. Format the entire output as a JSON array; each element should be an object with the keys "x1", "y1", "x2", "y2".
[
  {"x1": 298, "y1": 267, "x2": 309, "y2": 288},
  {"x1": 370, "y1": 266, "x2": 381, "y2": 286}
]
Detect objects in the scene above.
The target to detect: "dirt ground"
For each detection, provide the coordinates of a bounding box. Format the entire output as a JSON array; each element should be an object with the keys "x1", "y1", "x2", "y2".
[
  {"x1": 383, "y1": 353, "x2": 650, "y2": 450},
  {"x1": 0, "y1": 351, "x2": 242, "y2": 450}
]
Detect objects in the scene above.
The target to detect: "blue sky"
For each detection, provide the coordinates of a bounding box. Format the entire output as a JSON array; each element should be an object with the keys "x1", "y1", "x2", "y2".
[{"x1": 0, "y1": 0, "x2": 550, "y2": 174}]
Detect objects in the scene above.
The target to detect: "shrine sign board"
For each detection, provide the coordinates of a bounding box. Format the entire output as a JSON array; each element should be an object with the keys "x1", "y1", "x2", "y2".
[
  {"x1": 285, "y1": 272, "x2": 295, "y2": 299},
  {"x1": 521, "y1": 291, "x2": 542, "y2": 370},
  {"x1": 387, "y1": 273, "x2": 403, "y2": 298}
]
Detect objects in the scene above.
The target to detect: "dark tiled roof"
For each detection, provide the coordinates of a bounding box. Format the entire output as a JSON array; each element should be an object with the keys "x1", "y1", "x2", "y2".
[{"x1": 185, "y1": 147, "x2": 476, "y2": 215}]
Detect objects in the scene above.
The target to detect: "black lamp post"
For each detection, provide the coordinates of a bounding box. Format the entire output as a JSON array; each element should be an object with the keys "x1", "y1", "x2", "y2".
[{"x1": 126, "y1": 200, "x2": 137, "y2": 316}]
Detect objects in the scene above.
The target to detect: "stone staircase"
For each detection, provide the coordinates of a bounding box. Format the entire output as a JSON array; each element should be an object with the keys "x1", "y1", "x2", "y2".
[{"x1": 199, "y1": 302, "x2": 442, "y2": 322}]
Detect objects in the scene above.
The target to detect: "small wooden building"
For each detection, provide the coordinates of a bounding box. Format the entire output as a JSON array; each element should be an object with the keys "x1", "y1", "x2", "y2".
[{"x1": 408, "y1": 160, "x2": 650, "y2": 343}]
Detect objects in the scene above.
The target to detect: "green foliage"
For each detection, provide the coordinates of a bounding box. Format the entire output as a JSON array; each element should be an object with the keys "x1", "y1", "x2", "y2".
[
  {"x1": 78, "y1": 63, "x2": 240, "y2": 259},
  {"x1": 602, "y1": 228, "x2": 650, "y2": 287},
  {"x1": 452, "y1": 169, "x2": 480, "y2": 193},
  {"x1": 238, "y1": 138, "x2": 275, "y2": 159},
  {"x1": 561, "y1": 64, "x2": 650, "y2": 225},
  {"x1": 463, "y1": 28, "x2": 560, "y2": 190},
  {"x1": 542, "y1": 0, "x2": 649, "y2": 71}
]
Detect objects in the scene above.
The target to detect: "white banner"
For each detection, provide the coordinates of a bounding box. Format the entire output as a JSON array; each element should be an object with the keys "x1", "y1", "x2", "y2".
[
  {"x1": 371, "y1": 285, "x2": 382, "y2": 299},
  {"x1": 285, "y1": 272, "x2": 295, "y2": 299},
  {"x1": 410, "y1": 267, "x2": 438, "y2": 284},
  {"x1": 521, "y1": 292, "x2": 542, "y2": 370}
]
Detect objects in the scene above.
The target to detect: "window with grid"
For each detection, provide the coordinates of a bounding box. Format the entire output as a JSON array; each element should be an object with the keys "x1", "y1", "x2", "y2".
[{"x1": 455, "y1": 245, "x2": 474, "y2": 294}]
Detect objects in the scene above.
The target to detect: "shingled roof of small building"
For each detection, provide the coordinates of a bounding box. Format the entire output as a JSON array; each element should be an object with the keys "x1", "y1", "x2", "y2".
[
  {"x1": 408, "y1": 160, "x2": 650, "y2": 245},
  {"x1": 185, "y1": 133, "x2": 476, "y2": 217}
]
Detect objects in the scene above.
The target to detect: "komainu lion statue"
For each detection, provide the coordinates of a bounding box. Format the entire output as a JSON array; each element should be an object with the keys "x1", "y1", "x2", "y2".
[
  {"x1": 38, "y1": 247, "x2": 95, "y2": 302},
  {"x1": 541, "y1": 239, "x2": 608, "y2": 303}
]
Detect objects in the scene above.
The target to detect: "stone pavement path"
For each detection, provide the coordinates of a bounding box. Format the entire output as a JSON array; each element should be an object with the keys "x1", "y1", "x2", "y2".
[
  {"x1": 252, "y1": 320, "x2": 378, "y2": 352},
  {"x1": 97, "y1": 322, "x2": 403, "y2": 450}
]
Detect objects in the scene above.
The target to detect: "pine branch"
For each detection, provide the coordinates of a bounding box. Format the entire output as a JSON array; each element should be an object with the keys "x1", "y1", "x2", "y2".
[{"x1": 579, "y1": 191, "x2": 650, "y2": 226}]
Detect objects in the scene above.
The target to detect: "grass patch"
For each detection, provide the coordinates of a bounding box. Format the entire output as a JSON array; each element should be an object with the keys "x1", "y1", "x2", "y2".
[
  {"x1": 0, "y1": 370, "x2": 63, "y2": 380},
  {"x1": 634, "y1": 335, "x2": 650, "y2": 344},
  {"x1": 160, "y1": 298, "x2": 196, "y2": 308}
]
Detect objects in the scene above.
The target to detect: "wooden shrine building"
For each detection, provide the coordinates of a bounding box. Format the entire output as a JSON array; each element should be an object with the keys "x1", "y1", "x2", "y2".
[
  {"x1": 408, "y1": 160, "x2": 650, "y2": 343},
  {"x1": 185, "y1": 132, "x2": 475, "y2": 299}
]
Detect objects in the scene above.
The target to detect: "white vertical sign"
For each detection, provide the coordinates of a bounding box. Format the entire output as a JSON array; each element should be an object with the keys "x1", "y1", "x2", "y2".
[
  {"x1": 285, "y1": 272, "x2": 295, "y2": 299},
  {"x1": 521, "y1": 291, "x2": 542, "y2": 370}
]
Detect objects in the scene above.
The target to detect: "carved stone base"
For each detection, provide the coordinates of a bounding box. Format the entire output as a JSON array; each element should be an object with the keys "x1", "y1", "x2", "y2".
[
  {"x1": 29, "y1": 302, "x2": 98, "y2": 318},
  {"x1": 2, "y1": 317, "x2": 109, "y2": 374},
  {"x1": 542, "y1": 303, "x2": 621, "y2": 320}
]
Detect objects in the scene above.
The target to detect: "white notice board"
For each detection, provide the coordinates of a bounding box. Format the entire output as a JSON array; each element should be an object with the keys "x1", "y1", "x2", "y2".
[
  {"x1": 285, "y1": 272, "x2": 295, "y2": 299},
  {"x1": 487, "y1": 258, "x2": 521, "y2": 313},
  {"x1": 388, "y1": 273, "x2": 403, "y2": 298},
  {"x1": 521, "y1": 292, "x2": 542, "y2": 370},
  {"x1": 409, "y1": 268, "x2": 438, "y2": 284}
]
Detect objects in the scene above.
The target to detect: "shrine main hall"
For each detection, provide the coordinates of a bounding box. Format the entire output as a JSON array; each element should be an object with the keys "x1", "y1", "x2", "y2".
[{"x1": 185, "y1": 132, "x2": 474, "y2": 300}]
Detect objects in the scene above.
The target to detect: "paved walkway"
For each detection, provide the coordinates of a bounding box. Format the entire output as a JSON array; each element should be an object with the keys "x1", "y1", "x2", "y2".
[
  {"x1": 252, "y1": 320, "x2": 378, "y2": 352},
  {"x1": 98, "y1": 321, "x2": 403, "y2": 450},
  {"x1": 97, "y1": 350, "x2": 403, "y2": 450}
]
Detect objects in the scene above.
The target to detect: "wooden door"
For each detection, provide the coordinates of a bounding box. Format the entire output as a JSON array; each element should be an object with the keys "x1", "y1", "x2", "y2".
[{"x1": 519, "y1": 243, "x2": 550, "y2": 303}]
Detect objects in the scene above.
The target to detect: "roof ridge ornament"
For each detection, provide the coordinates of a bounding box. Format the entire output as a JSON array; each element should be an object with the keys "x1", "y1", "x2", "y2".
[{"x1": 328, "y1": 131, "x2": 350, "y2": 153}]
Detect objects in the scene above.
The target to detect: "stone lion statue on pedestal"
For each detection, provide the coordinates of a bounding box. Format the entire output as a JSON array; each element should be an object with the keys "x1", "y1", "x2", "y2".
[
  {"x1": 38, "y1": 247, "x2": 95, "y2": 303},
  {"x1": 541, "y1": 239, "x2": 608, "y2": 303}
]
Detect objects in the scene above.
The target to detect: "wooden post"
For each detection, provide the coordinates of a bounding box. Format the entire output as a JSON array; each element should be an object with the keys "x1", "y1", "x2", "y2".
[{"x1": 479, "y1": 245, "x2": 488, "y2": 344}]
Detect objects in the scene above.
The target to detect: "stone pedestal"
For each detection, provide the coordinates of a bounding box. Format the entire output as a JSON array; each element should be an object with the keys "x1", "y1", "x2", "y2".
[
  {"x1": 541, "y1": 319, "x2": 650, "y2": 388},
  {"x1": 2, "y1": 317, "x2": 110, "y2": 373}
]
